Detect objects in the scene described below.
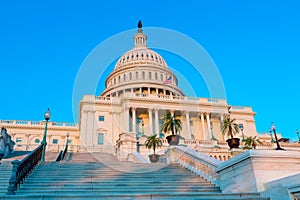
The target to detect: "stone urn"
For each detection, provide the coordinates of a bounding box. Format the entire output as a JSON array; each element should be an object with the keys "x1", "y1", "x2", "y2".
[
  {"x1": 148, "y1": 154, "x2": 160, "y2": 163},
  {"x1": 226, "y1": 138, "x2": 240, "y2": 149},
  {"x1": 166, "y1": 135, "x2": 180, "y2": 146}
]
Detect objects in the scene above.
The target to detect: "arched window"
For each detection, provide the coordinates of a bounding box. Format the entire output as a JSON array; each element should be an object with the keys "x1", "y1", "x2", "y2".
[
  {"x1": 160, "y1": 74, "x2": 163, "y2": 81},
  {"x1": 142, "y1": 71, "x2": 145, "y2": 79},
  {"x1": 118, "y1": 76, "x2": 121, "y2": 83},
  {"x1": 129, "y1": 72, "x2": 132, "y2": 80},
  {"x1": 149, "y1": 72, "x2": 152, "y2": 79},
  {"x1": 155, "y1": 73, "x2": 158, "y2": 80},
  {"x1": 124, "y1": 74, "x2": 126, "y2": 81},
  {"x1": 136, "y1": 71, "x2": 139, "y2": 79}
]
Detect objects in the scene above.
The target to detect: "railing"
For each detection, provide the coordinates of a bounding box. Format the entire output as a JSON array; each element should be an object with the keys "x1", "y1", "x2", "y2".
[
  {"x1": 7, "y1": 144, "x2": 43, "y2": 195},
  {"x1": 56, "y1": 144, "x2": 68, "y2": 162},
  {"x1": 0, "y1": 120, "x2": 77, "y2": 127},
  {"x1": 165, "y1": 146, "x2": 222, "y2": 185}
]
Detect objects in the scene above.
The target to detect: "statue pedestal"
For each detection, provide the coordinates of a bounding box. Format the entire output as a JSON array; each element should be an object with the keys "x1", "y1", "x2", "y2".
[{"x1": 0, "y1": 128, "x2": 15, "y2": 158}]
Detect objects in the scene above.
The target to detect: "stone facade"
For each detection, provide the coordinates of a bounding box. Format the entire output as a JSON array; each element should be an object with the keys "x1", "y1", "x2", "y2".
[{"x1": 0, "y1": 23, "x2": 261, "y2": 159}]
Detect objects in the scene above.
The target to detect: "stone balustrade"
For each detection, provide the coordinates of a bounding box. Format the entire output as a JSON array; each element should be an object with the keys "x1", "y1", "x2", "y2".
[
  {"x1": 0, "y1": 120, "x2": 77, "y2": 127},
  {"x1": 165, "y1": 146, "x2": 222, "y2": 185},
  {"x1": 93, "y1": 93, "x2": 229, "y2": 105}
]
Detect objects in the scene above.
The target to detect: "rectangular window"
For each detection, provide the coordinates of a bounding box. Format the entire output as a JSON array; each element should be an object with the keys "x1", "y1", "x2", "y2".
[
  {"x1": 52, "y1": 139, "x2": 58, "y2": 144},
  {"x1": 16, "y1": 138, "x2": 22, "y2": 143},
  {"x1": 99, "y1": 116, "x2": 105, "y2": 121},
  {"x1": 98, "y1": 133, "x2": 104, "y2": 145}
]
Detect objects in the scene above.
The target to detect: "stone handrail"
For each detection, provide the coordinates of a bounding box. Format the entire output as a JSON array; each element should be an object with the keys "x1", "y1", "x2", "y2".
[
  {"x1": 165, "y1": 146, "x2": 222, "y2": 185},
  {"x1": 7, "y1": 144, "x2": 43, "y2": 195},
  {"x1": 128, "y1": 152, "x2": 150, "y2": 163},
  {"x1": 56, "y1": 144, "x2": 68, "y2": 162}
]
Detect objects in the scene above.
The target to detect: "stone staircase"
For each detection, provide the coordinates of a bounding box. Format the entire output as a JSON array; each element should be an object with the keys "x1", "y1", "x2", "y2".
[
  {"x1": 1, "y1": 152, "x2": 268, "y2": 199},
  {"x1": 0, "y1": 161, "x2": 12, "y2": 196}
]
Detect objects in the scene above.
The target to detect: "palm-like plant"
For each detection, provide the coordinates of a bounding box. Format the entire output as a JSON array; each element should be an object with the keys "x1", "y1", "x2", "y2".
[
  {"x1": 145, "y1": 134, "x2": 162, "y2": 155},
  {"x1": 221, "y1": 115, "x2": 239, "y2": 139},
  {"x1": 244, "y1": 136, "x2": 263, "y2": 149},
  {"x1": 160, "y1": 112, "x2": 182, "y2": 135}
]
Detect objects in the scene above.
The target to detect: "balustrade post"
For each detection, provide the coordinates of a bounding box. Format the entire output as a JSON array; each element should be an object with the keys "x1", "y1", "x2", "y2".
[{"x1": 7, "y1": 160, "x2": 21, "y2": 195}]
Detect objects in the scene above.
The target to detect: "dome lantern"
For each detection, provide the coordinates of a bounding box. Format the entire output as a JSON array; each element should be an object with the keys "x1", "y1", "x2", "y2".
[{"x1": 134, "y1": 20, "x2": 147, "y2": 48}]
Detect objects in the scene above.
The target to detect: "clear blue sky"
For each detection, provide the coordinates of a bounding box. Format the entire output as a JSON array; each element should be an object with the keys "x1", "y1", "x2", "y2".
[{"x1": 0, "y1": 1, "x2": 300, "y2": 141}]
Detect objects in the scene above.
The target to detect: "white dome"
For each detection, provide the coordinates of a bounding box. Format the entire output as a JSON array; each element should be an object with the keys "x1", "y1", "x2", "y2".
[
  {"x1": 115, "y1": 47, "x2": 167, "y2": 70},
  {"x1": 100, "y1": 21, "x2": 184, "y2": 97}
]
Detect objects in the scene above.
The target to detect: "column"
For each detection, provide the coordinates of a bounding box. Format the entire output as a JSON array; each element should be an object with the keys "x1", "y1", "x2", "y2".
[
  {"x1": 156, "y1": 88, "x2": 159, "y2": 95},
  {"x1": 154, "y1": 109, "x2": 159, "y2": 135},
  {"x1": 139, "y1": 88, "x2": 142, "y2": 94},
  {"x1": 148, "y1": 109, "x2": 153, "y2": 135},
  {"x1": 220, "y1": 114, "x2": 224, "y2": 140},
  {"x1": 200, "y1": 113, "x2": 206, "y2": 140},
  {"x1": 185, "y1": 112, "x2": 192, "y2": 139},
  {"x1": 206, "y1": 113, "x2": 212, "y2": 140},
  {"x1": 25, "y1": 134, "x2": 31, "y2": 151},
  {"x1": 132, "y1": 107, "x2": 136, "y2": 133},
  {"x1": 124, "y1": 106, "x2": 130, "y2": 132},
  {"x1": 148, "y1": 88, "x2": 151, "y2": 94}
]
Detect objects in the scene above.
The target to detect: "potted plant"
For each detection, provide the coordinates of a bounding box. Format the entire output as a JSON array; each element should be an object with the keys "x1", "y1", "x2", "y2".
[
  {"x1": 160, "y1": 112, "x2": 182, "y2": 145},
  {"x1": 244, "y1": 136, "x2": 263, "y2": 149},
  {"x1": 221, "y1": 115, "x2": 240, "y2": 149},
  {"x1": 145, "y1": 134, "x2": 163, "y2": 163}
]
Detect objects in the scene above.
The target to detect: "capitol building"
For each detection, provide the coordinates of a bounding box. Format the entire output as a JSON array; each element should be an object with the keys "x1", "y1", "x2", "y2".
[
  {"x1": 0, "y1": 22, "x2": 297, "y2": 160},
  {"x1": 2, "y1": 22, "x2": 300, "y2": 200}
]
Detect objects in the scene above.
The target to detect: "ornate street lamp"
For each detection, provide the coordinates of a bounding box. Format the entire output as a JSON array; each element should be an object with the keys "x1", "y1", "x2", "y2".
[
  {"x1": 296, "y1": 129, "x2": 300, "y2": 144},
  {"x1": 271, "y1": 122, "x2": 284, "y2": 150},
  {"x1": 66, "y1": 132, "x2": 70, "y2": 148},
  {"x1": 269, "y1": 128, "x2": 275, "y2": 143},
  {"x1": 210, "y1": 122, "x2": 217, "y2": 141},
  {"x1": 239, "y1": 124, "x2": 246, "y2": 142},
  {"x1": 41, "y1": 108, "x2": 51, "y2": 162},
  {"x1": 141, "y1": 120, "x2": 144, "y2": 136}
]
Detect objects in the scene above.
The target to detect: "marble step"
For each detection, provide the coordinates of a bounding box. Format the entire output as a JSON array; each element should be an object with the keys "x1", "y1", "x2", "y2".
[{"x1": 3, "y1": 192, "x2": 269, "y2": 200}]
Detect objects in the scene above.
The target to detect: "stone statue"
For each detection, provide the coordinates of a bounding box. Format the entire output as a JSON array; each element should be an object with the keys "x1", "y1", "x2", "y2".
[
  {"x1": 0, "y1": 127, "x2": 15, "y2": 160},
  {"x1": 138, "y1": 20, "x2": 142, "y2": 28}
]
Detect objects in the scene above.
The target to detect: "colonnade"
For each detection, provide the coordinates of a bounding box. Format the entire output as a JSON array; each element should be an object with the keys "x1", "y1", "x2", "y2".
[
  {"x1": 124, "y1": 106, "x2": 226, "y2": 140},
  {"x1": 108, "y1": 87, "x2": 183, "y2": 98}
]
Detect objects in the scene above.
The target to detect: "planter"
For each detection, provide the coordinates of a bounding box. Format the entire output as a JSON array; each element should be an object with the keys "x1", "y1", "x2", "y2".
[
  {"x1": 148, "y1": 154, "x2": 160, "y2": 163},
  {"x1": 166, "y1": 135, "x2": 180, "y2": 146},
  {"x1": 226, "y1": 138, "x2": 240, "y2": 149}
]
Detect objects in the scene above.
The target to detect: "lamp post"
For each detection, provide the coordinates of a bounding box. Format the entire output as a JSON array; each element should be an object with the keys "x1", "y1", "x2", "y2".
[
  {"x1": 296, "y1": 129, "x2": 300, "y2": 144},
  {"x1": 210, "y1": 122, "x2": 217, "y2": 141},
  {"x1": 66, "y1": 132, "x2": 70, "y2": 148},
  {"x1": 141, "y1": 120, "x2": 144, "y2": 136},
  {"x1": 271, "y1": 122, "x2": 284, "y2": 150},
  {"x1": 239, "y1": 124, "x2": 246, "y2": 142},
  {"x1": 41, "y1": 108, "x2": 51, "y2": 162},
  {"x1": 269, "y1": 128, "x2": 275, "y2": 143}
]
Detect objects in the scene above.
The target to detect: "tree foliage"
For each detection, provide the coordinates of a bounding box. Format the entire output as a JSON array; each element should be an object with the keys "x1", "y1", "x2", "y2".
[
  {"x1": 244, "y1": 136, "x2": 263, "y2": 149},
  {"x1": 160, "y1": 112, "x2": 182, "y2": 135},
  {"x1": 221, "y1": 115, "x2": 239, "y2": 139},
  {"x1": 145, "y1": 134, "x2": 162, "y2": 155}
]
